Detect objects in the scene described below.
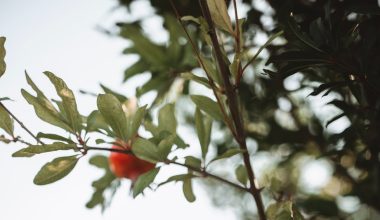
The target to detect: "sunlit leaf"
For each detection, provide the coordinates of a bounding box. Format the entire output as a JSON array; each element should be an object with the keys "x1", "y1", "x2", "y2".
[
  {"x1": 44, "y1": 71, "x2": 82, "y2": 133},
  {"x1": 33, "y1": 155, "x2": 79, "y2": 185},
  {"x1": 12, "y1": 142, "x2": 76, "y2": 157}
]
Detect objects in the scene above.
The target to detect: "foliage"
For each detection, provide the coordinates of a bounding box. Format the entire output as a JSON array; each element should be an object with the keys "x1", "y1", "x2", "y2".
[{"x1": 1, "y1": 0, "x2": 380, "y2": 219}]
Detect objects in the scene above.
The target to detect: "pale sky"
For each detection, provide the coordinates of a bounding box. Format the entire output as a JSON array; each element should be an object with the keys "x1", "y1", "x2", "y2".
[{"x1": 0, "y1": 0, "x2": 238, "y2": 219}]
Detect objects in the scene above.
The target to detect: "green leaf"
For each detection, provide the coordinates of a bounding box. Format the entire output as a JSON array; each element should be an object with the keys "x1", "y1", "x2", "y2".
[
  {"x1": 183, "y1": 178, "x2": 196, "y2": 202},
  {"x1": 235, "y1": 164, "x2": 248, "y2": 186},
  {"x1": 180, "y1": 72, "x2": 211, "y2": 89},
  {"x1": 0, "y1": 97, "x2": 11, "y2": 101},
  {"x1": 209, "y1": 148, "x2": 245, "y2": 164},
  {"x1": 185, "y1": 156, "x2": 202, "y2": 169},
  {"x1": 0, "y1": 104, "x2": 14, "y2": 136},
  {"x1": 206, "y1": 0, "x2": 233, "y2": 34},
  {"x1": 33, "y1": 155, "x2": 79, "y2": 185},
  {"x1": 0, "y1": 37, "x2": 6, "y2": 77},
  {"x1": 36, "y1": 132, "x2": 74, "y2": 143},
  {"x1": 287, "y1": 17, "x2": 324, "y2": 53},
  {"x1": 191, "y1": 95, "x2": 223, "y2": 121},
  {"x1": 97, "y1": 94, "x2": 128, "y2": 141},
  {"x1": 89, "y1": 155, "x2": 109, "y2": 169},
  {"x1": 129, "y1": 105, "x2": 147, "y2": 138},
  {"x1": 100, "y1": 84, "x2": 128, "y2": 103},
  {"x1": 132, "y1": 138, "x2": 161, "y2": 163},
  {"x1": 123, "y1": 59, "x2": 149, "y2": 82},
  {"x1": 195, "y1": 108, "x2": 212, "y2": 160},
  {"x1": 157, "y1": 134, "x2": 176, "y2": 159},
  {"x1": 119, "y1": 24, "x2": 166, "y2": 66},
  {"x1": 86, "y1": 110, "x2": 110, "y2": 133},
  {"x1": 266, "y1": 201, "x2": 304, "y2": 220},
  {"x1": 44, "y1": 71, "x2": 82, "y2": 133},
  {"x1": 21, "y1": 89, "x2": 72, "y2": 131},
  {"x1": 12, "y1": 142, "x2": 76, "y2": 157},
  {"x1": 86, "y1": 155, "x2": 118, "y2": 211},
  {"x1": 158, "y1": 174, "x2": 194, "y2": 187},
  {"x1": 158, "y1": 103, "x2": 177, "y2": 133},
  {"x1": 133, "y1": 167, "x2": 160, "y2": 198}
]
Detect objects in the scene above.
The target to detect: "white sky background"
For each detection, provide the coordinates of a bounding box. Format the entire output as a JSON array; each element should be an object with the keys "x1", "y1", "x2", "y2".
[{"x1": 0, "y1": 0, "x2": 238, "y2": 219}]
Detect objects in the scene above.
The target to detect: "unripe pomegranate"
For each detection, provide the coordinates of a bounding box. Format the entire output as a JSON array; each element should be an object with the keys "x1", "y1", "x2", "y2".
[{"x1": 109, "y1": 144, "x2": 155, "y2": 181}]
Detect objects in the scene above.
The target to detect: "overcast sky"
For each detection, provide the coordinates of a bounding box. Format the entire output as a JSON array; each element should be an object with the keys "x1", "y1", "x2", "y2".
[{"x1": 0, "y1": 0, "x2": 238, "y2": 219}]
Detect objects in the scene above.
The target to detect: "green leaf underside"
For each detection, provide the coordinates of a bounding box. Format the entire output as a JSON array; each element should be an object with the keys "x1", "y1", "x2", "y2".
[
  {"x1": 158, "y1": 103, "x2": 177, "y2": 133},
  {"x1": 44, "y1": 71, "x2": 82, "y2": 133},
  {"x1": 132, "y1": 138, "x2": 161, "y2": 163},
  {"x1": 0, "y1": 104, "x2": 14, "y2": 136},
  {"x1": 235, "y1": 164, "x2": 248, "y2": 186},
  {"x1": 0, "y1": 37, "x2": 6, "y2": 78},
  {"x1": 266, "y1": 201, "x2": 305, "y2": 220},
  {"x1": 191, "y1": 95, "x2": 223, "y2": 121},
  {"x1": 133, "y1": 167, "x2": 160, "y2": 198},
  {"x1": 97, "y1": 94, "x2": 128, "y2": 141},
  {"x1": 195, "y1": 108, "x2": 212, "y2": 159},
  {"x1": 183, "y1": 178, "x2": 196, "y2": 202},
  {"x1": 33, "y1": 155, "x2": 79, "y2": 185},
  {"x1": 21, "y1": 89, "x2": 73, "y2": 132},
  {"x1": 12, "y1": 142, "x2": 76, "y2": 157},
  {"x1": 206, "y1": 0, "x2": 233, "y2": 34}
]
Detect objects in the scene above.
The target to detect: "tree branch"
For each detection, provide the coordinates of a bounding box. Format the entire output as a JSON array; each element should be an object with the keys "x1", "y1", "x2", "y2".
[
  {"x1": 0, "y1": 101, "x2": 44, "y2": 145},
  {"x1": 198, "y1": 1, "x2": 266, "y2": 219}
]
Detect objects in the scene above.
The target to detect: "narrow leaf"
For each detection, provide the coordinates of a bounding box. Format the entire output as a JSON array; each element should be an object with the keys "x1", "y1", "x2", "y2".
[
  {"x1": 191, "y1": 95, "x2": 223, "y2": 121},
  {"x1": 132, "y1": 138, "x2": 161, "y2": 163},
  {"x1": 183, "y1": 178, "x2": 196, "y2": 202},
  {"x1": 12, "y1": 142, "x2": 76, "y2": 157},
  {"x1": 33, "y1": 155, "x2": 79, "y2": 185},
  {"x1": 158, "y1": 103, "x2": 177, "y2": 133},
  {"x1": 44, "y1": 71, "x2": 82, "y2": 133},
  {"x1": 130, "y1": 105, "x2": 147, "y2": 138},
  {"x1": 36, "y1": 132, "x2": 74, "y2": 143},
  {"x1": 0, "y1": 36, "x2": 6, "y2": 77},
  {"x1": 209, "y1": 148, "x2": 245, "y2": 164},
  {"x1": 0, "y1": 104, "x2": 14, "y2": 136},
  {"x1": 21, "y1": 89, "x2": 72, "y2": 131},
  {"x1": 133, "y1": 167, "x2": 160, "y2": 198},
  {"x1": 206, "y1": 0, "x2": 233, "y2": 34},
  {"x1": 97, "y1": 94, "x2": 128, "y2": 141},
  {"x1": 181, "y1": 72, "x2": 211, "y2": 89},
  {"x1": 235, "y1": 164, "x2": 248, "y2": 186},
  {"x1": 195, "y1": 108, "x2": 212, "y2": 159}
]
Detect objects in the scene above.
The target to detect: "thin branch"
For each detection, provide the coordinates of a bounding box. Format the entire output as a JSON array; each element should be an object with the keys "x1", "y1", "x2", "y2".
[
  {"x1": 198, "y1": 1, "x2": 266, "y2": 219},
  {"x1": 168, "y1": 160, "x2": 249, "y2": 193},
  {"x1": 82, "y1": 144, "x2": 249, "y2": 193},
  {"x1": 0, "y1": 102, "x2": 44, "y2": 145}
]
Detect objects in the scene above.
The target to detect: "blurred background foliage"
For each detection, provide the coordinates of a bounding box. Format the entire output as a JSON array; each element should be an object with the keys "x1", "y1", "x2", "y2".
[{"x1": 94, "y1": 0, "x2": 380, "y2": 219}]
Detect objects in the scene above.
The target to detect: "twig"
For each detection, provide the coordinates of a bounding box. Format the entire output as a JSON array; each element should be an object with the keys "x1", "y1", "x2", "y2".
[
  {"x1": 0, "y1": 102, "x2": 44, "y2": 145},
  {"x1": 81, "y1": 145, "x2": 249, "y2": 193},
  {"x1": 168, "y1": 160, "x2": 249, "y2": 193},
  {"x1": 198, "y1": 1, "x2": 266, "y2": 219}
]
